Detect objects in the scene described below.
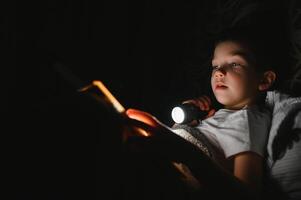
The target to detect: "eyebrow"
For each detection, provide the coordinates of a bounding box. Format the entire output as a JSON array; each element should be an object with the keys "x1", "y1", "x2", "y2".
[
  {"x1": 230, "y1": 50, "x2": 248, "y2": 58},
  {"x1": 212, "y1": 50, "x2": 253, "y2": 64},
  {"x1": 229, "y1": 50, "x2": 254, "y2": 63}
]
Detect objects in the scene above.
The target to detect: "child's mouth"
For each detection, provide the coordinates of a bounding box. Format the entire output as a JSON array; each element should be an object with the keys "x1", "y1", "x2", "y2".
[{"x1": 216, "y1": 85, "x2": 228, "y2": 90}]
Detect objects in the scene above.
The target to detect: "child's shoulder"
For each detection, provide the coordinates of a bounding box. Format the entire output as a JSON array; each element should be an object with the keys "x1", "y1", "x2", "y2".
[{"x1": 214, "y1": 105, "x2": 271, "y2": 123}]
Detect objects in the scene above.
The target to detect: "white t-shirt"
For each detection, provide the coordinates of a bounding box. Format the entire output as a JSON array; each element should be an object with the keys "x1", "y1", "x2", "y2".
[
  {"x1": 197, "y1": 105, "x2": 271, "y2": 159},
  {"x1": 172, "y1": 105, "x2": 271, "y2": 169}
]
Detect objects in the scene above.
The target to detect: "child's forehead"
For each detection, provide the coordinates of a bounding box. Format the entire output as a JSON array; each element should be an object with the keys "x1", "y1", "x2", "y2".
[
  {"x1": 212, "y1": 41, "x2": 252, "y2": 61},
  {"x1": 215, "y1": 41, "x2": 248, "y2": 53}
]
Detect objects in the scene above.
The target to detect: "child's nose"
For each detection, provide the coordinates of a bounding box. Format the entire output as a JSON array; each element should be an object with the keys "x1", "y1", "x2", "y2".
[{"x1": 214, "y1": 68, "x2": 226, "y2": 78}]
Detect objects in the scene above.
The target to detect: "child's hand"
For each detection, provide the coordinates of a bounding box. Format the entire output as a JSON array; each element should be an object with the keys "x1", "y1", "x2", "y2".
[
  {"x1": 126, "y1": 108, "x2": 161, "y2": 129},
  {"x1": 183, "y1": 95, "x2": 216, "y2": 119},
  {"x1": 124, "y1": 108, "x2": 208, "y2": 163},
  {"x1": 124, "y1": 108, "x2": 170, "y2": 139}
]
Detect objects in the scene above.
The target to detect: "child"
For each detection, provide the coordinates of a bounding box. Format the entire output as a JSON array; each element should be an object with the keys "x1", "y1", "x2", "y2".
[{"x1": 125, "y1": 28, "x2": 277, "y2": 197}]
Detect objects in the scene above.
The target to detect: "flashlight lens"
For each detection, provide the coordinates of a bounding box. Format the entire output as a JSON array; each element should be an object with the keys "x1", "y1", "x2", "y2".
[{"x1": 171, "y1": 107, "x2": 185, "y2": 124}]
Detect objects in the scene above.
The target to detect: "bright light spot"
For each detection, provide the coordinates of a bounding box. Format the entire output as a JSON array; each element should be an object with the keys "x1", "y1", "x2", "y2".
[{"x1": 171, "y1": 107, "x2": 185, "y2": 124}]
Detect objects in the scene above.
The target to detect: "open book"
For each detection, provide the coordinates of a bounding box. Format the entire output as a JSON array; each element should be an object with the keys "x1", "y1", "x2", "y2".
[{"x1": 78, "y1": 80, "x2": 151, "y2": 138}]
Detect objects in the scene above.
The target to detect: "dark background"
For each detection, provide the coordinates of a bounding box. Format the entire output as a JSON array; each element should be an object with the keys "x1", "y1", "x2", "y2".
[
  {"x1": 7, "y1": 0, "x2": 301, "y2": 124},
  {"x1": 10, "y1": 1, "x2": 218, "y2": 125},
  {"x1": 5, "y1": 0, "x2": 301, "y2": 199}
]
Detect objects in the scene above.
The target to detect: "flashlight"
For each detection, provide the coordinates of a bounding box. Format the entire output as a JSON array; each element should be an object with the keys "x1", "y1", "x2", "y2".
[{"x1": 171, "y1": 103, "x2": 208, "y2": 124}]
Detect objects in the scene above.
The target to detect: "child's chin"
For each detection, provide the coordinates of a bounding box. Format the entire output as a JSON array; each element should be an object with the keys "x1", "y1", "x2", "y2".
[
  {"x1": 216, "y1": 98, "x2": 233, "y2": 107},
  {"x1": 215, "y1": 96, "x2": 228, "y2": 104}
]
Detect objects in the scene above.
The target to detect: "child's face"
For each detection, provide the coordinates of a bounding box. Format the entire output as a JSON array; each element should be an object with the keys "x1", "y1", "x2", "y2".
[{"x1": 211, "y1": 41, "x2": 260, "y2": 109}]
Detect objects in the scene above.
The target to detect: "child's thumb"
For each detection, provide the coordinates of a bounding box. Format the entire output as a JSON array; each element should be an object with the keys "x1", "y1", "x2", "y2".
[{"x1": 126, "y1": 108, "x2": 159, "y2": 128}]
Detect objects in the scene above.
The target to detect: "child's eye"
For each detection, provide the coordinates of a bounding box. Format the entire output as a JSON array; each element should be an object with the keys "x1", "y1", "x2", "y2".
[
  {"x1": 230, "y1": 63, "x2": 240, "y2": 68},
  {"x1": 212, "y1": 65, "x2": 219, "y2": 71}
]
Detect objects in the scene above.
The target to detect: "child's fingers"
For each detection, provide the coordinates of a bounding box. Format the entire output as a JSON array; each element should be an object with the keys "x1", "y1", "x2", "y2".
[
  {"x1": 196, "y1": 96, "x2": 211, "y2": 111},
  {"x1": 203, "y1": 96, "x2": 212, "y2": 106},
  {"x1": 182, "y1": 99, "x2": 196, "y2": 105},
  {"x1": 197, "y1": 97, "x2": 208, "y2": 110},
  {"x1": 183, "y1": 95, "x2": 212, "y2": 111},
  {"x1": 207, "y1": 109, "x2": 216, "y2": 118},
  {"x1": 202, "y1": 96, "x2": 213, "y2": 110},
  {"x1": 183, "y1": 99, "x2": 205, "y2": 110},
  {"x1": 126, "y1": 108, "x2": 159, "y2": 128}
]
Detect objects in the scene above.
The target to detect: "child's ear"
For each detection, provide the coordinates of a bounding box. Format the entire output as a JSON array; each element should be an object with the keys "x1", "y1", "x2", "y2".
[{"x1": 258, "y1": 71, "x2": 276, "y2": 91}]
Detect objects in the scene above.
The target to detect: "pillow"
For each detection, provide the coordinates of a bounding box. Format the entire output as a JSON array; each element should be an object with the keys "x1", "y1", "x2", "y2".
[
  {"x1": 171, "y1": 124, "x2": 232, "y2": 170},
  {"x1": 171, "y1": 124, "x2": 217, "y2": 159},
  {"x1": 264, "y1": 90, "x2": 301, "y2": 200}
]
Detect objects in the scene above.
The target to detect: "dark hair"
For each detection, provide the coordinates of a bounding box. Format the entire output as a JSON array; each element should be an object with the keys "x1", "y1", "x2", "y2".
[{"x1": 213, "y1": 26, "x2": 289, "y2": 91}]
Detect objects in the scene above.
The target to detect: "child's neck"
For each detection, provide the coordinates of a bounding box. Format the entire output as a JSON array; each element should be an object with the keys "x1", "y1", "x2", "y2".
[
  {"x1": 224, "y1": 102, "x2": 253, "y2": 110},
  {"x1": 224, "y1": 105, "x2": 247, "y2": 110},
  {"x1": 224, "y1": 96, "x2": 266, "y2": 110}
]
